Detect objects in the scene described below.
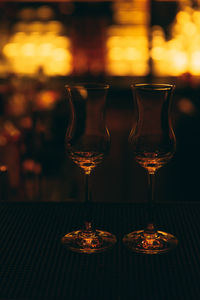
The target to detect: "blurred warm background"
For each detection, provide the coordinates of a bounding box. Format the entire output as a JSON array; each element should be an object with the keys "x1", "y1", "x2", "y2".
[{"x1": 0, "y1": 0, "x2": 200, "y2": 203}]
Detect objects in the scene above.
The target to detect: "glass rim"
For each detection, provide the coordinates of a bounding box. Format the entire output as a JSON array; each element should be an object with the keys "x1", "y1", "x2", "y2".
[
  {"x1": 65, "y1": 83, "x2": 109, "y2": 90},
  {"x1": 131, "y1": 83, "x2": 175, "y2": 91}
]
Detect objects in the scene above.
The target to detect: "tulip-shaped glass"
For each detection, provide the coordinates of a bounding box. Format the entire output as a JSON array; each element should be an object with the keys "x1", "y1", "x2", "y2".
[
  {"x1": 61, "y1": 83, "x2": 117, "y2": 253},
  {"x1": 123, "y1": 83, "x2": 178, "y2": 254}
]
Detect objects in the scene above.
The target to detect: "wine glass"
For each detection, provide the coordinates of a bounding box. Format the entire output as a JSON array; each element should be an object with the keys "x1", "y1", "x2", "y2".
[
  {"x1": 123, "y1": 83, "x2": 178, "y2": 254},
  {"x1": 61, "y1": 83, "x2": 117, "y2": 253}
]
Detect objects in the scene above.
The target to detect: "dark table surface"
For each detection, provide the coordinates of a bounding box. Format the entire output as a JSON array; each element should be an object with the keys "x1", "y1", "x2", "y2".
[{"x1": 0, "y1": 201, "x2": 200, "y2": 300}]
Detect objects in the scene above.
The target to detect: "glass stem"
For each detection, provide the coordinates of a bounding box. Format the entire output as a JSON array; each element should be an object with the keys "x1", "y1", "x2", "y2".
[
  {"x1": 85, "y1": 173, "x2": 89, "y2": 204},
  {"x1": 84, "y1": 174, "x2": 93, "y2": 230},
  {"x1": 146, "y1": 171, "x2": 156, "y2": 232}
]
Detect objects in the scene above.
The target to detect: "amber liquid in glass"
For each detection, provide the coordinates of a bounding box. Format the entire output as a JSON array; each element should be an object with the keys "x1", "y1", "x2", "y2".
[
  {"x1": 135, "y1": 151, "x2": 173, "y2": 174},
  {"x1": 69, "y1": 150, "x2": 104, "y2": 175}
]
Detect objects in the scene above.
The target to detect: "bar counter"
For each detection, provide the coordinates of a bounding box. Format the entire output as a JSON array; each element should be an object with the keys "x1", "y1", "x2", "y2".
[{"x1": 0, "y1": 201, "x2": 200, "y2": 300}]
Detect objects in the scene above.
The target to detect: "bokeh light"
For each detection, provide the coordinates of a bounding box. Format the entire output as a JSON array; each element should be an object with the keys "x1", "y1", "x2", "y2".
[
  {"x1": 151, "y1": 4, "x2": 200, "y2": 76},
  {"x1": 2, "y1": 6, "x2": 72, "y2": 77}
]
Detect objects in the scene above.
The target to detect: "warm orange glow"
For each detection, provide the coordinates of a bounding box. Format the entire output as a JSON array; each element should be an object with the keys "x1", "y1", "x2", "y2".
[
  {"x1": 21, "y1": 43, "x2": 36, "y2": 56},
  {"x1": 2, "y1": 5, "x2": 72, "y2": 77},
  {"x1": 3, "y1": 32, "x2": 72, "y2": 76},
  {"x1": 106, "y1": 26, "x2": 149, "y2": 76},
  {"x1": 35, "y1": 91, "x2": 60, "y2": 110},
  {"x1": 177, "y1": 98, "x2": 196, "y2": 115},
  {"x1": 112, "y1": 0, "x2": 149, "y2": 25},
  {"x1": 4, "y1": 121, "x2": 21, "y2": 138},
  {"x1": 190, "y1": 51, "x2": 200, "y2": 75},
  {"x1": 22, "y1": 159, "x2": 42, "y2": 174},
  {"x1": 0, "y1": 165, "x2": 7, "y2": 172},
  {"x1": 106, "y1": 0, "x2": 149, "y2": 76},
  {"x1": 152, "y1": 4, "x2": 200, "y2": 76},
  {"x1": 3, "y1": 43, "x2": 19, "y2": 57}
]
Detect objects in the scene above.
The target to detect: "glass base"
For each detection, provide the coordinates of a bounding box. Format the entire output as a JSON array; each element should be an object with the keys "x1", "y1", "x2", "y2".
[
  {"x1": 61, "y1": 222, "x2": 117, "y2": 254},
  {"x1": 123, "y1": 224, "x2": 178, "y2": 254}
]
